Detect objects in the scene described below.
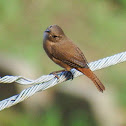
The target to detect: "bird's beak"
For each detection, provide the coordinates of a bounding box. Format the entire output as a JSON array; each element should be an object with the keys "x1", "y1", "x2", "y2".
[{"x1": 45, "y1": 28, "x2": 51, "y2": 33}]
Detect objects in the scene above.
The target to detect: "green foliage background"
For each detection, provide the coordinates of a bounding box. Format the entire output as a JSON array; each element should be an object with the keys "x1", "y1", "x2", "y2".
[{"x1": 0, "y1": 0, "x2": 126, "y2": 125}]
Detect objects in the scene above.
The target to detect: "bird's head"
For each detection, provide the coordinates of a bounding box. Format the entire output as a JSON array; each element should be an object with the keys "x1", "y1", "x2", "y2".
[{"x1": 43, "y1": 25, "x2": 66, "y2": 42}]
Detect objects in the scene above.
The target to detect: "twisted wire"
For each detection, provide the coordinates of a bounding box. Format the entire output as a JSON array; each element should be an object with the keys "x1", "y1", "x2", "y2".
[{"x1": 0, "y1": 51, "x2": 126, "y2": 111}]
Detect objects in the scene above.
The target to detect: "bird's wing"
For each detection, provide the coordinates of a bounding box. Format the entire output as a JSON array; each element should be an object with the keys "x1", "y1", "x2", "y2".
[{"x1": 51, "y1": 41, "x2": 89, "y2": 68}]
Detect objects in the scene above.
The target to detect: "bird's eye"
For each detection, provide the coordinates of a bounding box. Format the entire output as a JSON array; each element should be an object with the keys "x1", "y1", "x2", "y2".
[{"x1": 52, "y1": 35, "x2": 58, "y2": 38}]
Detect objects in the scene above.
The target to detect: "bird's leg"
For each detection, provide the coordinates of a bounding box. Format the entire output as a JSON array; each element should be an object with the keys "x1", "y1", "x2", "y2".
[{"x1": 50, "y1": 70, "x2": 65, "y2": 79}]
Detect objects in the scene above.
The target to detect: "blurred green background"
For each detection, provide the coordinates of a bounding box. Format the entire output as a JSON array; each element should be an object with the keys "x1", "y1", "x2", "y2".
[{"x1": 0, "y1": 0, "x2": 126, "y2": 126}]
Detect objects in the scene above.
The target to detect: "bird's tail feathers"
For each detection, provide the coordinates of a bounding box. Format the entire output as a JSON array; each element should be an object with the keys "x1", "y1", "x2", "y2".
[{"x1": 77, "y1": 68, "x2": 105, "y2": 92}]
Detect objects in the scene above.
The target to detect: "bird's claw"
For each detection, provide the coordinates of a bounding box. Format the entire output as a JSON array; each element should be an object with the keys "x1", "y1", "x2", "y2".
[
  {"x1": 67, "y1": 71, "x2": 74, "y2": 80},
  {"x1": 49, "y1": 72, "x2": 59, "y2": 79}
]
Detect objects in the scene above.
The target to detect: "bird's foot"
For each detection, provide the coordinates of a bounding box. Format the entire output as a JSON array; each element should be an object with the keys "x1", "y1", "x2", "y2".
[
  {"x1": 50, "y1": 70, "x2": 74, "y2": 80},
  {"x1": 50, "y1": 70, "x2": 65, "y2": 79},
  {"x1": 67, "y1": 71, "x2": 74, "y2": 80}
]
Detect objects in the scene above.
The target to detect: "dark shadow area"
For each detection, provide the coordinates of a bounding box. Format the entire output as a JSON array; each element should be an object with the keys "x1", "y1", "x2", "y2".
[
  {"x1": 35, "y1": 92, "x2": 97, "y2": 126},
  {"x1": 54, "y1": 92, "x2": 97, "y2": 126},
  {"x1": 0, "y1": 68, "x2": 23, "y2": 111}
]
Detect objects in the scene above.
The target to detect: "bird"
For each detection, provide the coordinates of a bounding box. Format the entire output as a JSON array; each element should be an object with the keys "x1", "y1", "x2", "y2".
[{"x1": 43, "y1": 25, "x2": 105, "y2": 92}]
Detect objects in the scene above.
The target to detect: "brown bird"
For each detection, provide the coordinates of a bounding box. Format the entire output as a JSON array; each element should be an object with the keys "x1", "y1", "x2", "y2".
[{"x1": 43, "y1": 25, "x2": 105, "y2": 92}]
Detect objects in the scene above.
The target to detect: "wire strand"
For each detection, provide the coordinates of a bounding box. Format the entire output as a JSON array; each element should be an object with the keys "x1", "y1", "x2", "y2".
[{"x1": 0, "y1": 51, "x2": 126, "y2": 111}]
